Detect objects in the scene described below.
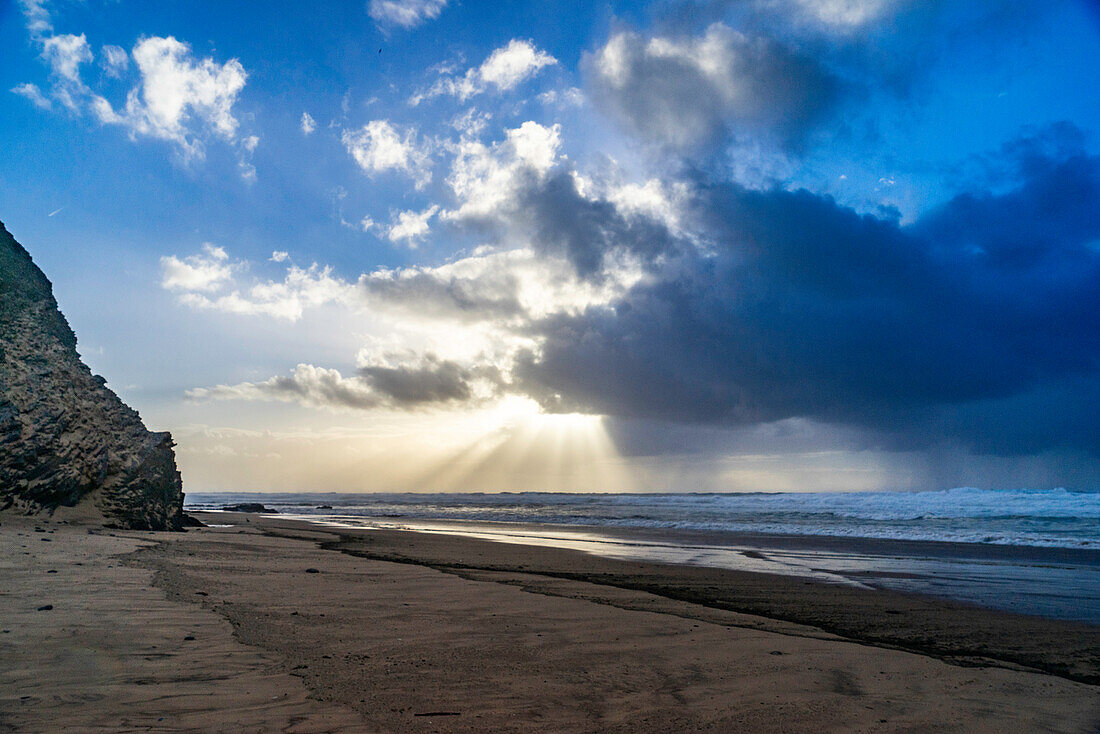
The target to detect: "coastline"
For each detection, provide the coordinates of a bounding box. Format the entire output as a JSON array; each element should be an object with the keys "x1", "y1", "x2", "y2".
[
  {"x1": 3, "y1": 511, "x2": 1099, "y2": 732},
  {"x1": 273, "y1": 513, "x2": 1100, "y2": 623},
  {"x1": 277, "y1": 514, "x2": 1100, "y2": 684}
]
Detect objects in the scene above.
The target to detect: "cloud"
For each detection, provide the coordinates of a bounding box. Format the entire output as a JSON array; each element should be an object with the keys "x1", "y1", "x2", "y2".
[
  {"x1": 101, "y1": 45, "x2": 129, "y2": 77},
  {"x1": 180, "y1": 264, "x2": 354, "y2": 320},
  {"x1": 300, "y1": 111, "x2": 316, "y2": 135},
  {"x1": 11, "y1": 82, "x2": 52, "y2": 110},
  {"x1": 387, "y1": 205, "x2": 440, "y2": 245},
  {"x1": 586, "y1": 23, "x2": 842, "y2": 152},
  {"x1": 96, "y1": 36, "x2": 248, "y2": 157},
  {"x1": 357, "y1": 246, "x2": 635, "y2": 323},
  {"x1": 37, "y1": 33, "x2": 92, "y2": 110},
  {"x1": 412, "y1": 40, "x2": 557, "y2": 104},
  {"x1": 360, "y1": 354, "x2": 495, "y2": 405},
  {"x1": 444, "y1": 122, "x2": 680, "y2": 278},
  {"x1": 161, "y1": 244, "x2": 355, "y2": 320},
  {"x1": 18, "y1": 0, "x2": 52, "y2": 37},
  {"x1": 19, "y1": 27, "x2": 252, "y2": 163},
  {"x1": 174, "y1": 234, "x2": 645, "y2": 414},
  {"x1": 513, "y1": 128, "x2": 1100, "y2": 455},
  {"x1": 538, "y1": 87, "x2": 584, "y2": 107},
  {"x1": 41, "y1": 33, "x2": 92, "y2": 82},
  {"x1": 445, "y1": 121, "x2": 562, "y2": 221},
  {"x1": 450, "y1": 108, "x2": 491, "y2": 137},
  {"x1": 165, "y1": 122, "x2": 1099, "y2": 460},
  {"x1": 359, "y1": 256, "x2": 525, "y2": 323},
  {"x1": 270, "y1": 250, "x2": 289, "y2": 262},
  {"x1": 189, "y1": 364, "x2": 382, "y2": 410},
  {"x1": 513, "y1": 171, "x2": 682, "y2": 278},
  {"x1": 477, "y1": 39, "x2": 558, "y2": 91},
  {"x1": 239, "y1": 135, "x2": 259, "y2": 182},
  {"x1": 778, "y1": 0, "x2": 894, "y2": 28},
  {"x1": 160, "y1": 243, "x2": 235, "y2": 292},
  {"x1": 368, "y1": 0, "x2": 448, "y2": 29},
  {"x1": 342, "y1": 120, "x2": 432, "y2": 188},
  {"x1": 188, "y1": 355, "x2": 494, "y2": 411}
]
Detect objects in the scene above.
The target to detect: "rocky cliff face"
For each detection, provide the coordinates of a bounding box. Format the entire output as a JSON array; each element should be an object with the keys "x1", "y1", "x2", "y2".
[{"x1": 0, "y1": 221, "x2": 185, "y2": 529}]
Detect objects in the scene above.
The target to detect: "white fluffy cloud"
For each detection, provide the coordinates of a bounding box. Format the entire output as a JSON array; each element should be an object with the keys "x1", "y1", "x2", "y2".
[
  {"x1": 161, "y1": 244, "x2": 355, "y2": 320},
  {"x1": 96, "y1": 36, "x2": 248, "y2": 156},
  {"x1": 183, "y1": 265, "x2": 354, "y2": 320},
  {"x1": 300, "y1": 111, "x2": 316, "y2": 135},
  {"x1": 387, "y1": 205, "x2": 440, "y2": 245},
  {"x1": 478, "y1": 40, "x2": 557, "y2": 90},
  {"x1": 161, "y1": 243, "x2": 235, "y2": 292},
  {"x1": 368, "y1": 0, "x2": 448, "y2": 29},
  {"x1": 13, "y1": 14, "x2": 254, "y2": 166},
  {"x1": 342, "y1": 120, "x2": 432, "y2": 189},
  {"x1": 41, "y1": 33, "x2": 92, "y2": 82},
  {"x1": 37, "y1": 33, "x2": 92, "y2": 110},
  {"x1": 445, "y1": 121, "x2": 562, "y2": 221},
  {"x1": 412, "y1": 39, "x2": 557, "y2": 104}
]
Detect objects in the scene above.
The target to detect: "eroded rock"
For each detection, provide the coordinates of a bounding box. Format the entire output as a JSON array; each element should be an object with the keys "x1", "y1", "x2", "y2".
[{"x1": 0, "y1": 221, "x2": 185, "y2": 529}]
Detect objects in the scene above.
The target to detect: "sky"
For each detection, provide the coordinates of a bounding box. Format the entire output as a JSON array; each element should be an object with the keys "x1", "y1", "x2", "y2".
[{"x1": 3, "y1": 0, "x2": 1100, "y2": 493}]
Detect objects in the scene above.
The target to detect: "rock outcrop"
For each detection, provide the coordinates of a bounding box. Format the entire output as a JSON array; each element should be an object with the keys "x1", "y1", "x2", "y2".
[{"x1": 0, "y1": 221, "x2": 185, "y2": 529}]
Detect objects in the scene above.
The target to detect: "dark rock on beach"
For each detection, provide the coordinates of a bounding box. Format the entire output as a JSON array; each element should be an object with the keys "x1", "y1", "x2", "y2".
[
  {"x1": 0, "y1": 221, "x2": 185, "y2": 530},
  {"x1": 222, "y1": 503, "x2": 277, "y2": 514}
]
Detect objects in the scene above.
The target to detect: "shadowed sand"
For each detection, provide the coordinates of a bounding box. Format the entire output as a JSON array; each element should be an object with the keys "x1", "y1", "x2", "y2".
[{"x1": 2, "y1": 512, "x2": 1099, "y2": 732}]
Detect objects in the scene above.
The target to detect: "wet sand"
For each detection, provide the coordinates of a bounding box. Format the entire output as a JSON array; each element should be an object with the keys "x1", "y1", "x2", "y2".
[
  {"x1": 2, "y1": 511, "x2": 1099, "y2": 732},
  {"x1": 310, "y1": 517, "x2": 1100, "y2": 683}
]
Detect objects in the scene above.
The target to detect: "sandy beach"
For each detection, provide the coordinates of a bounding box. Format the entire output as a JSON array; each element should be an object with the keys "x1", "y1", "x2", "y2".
[{"x1": 3, "y1": 512, "x2": 1100, "y2": 733}]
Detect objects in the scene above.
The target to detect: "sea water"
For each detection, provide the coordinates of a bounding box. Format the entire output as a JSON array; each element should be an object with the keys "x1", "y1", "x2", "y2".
[
  {"x1": 186, "y1": 488, "x2": 1100, "y2": 623},
  {"x1": 188, "y1": 487, "x2": 1100, "y2": 548}
]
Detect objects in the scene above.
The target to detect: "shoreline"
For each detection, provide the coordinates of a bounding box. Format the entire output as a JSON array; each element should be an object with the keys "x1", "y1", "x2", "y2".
[
  {"x1": 259, "y1": 514, "x2": 1100, "y2": 685},
  {"x1": 4, "y1": 511, "x2": 1100, "y2": 731},
  {"x1": 230, "y1": 510, "x2": 1100, "y2": 561},
  {"x1": 232, "y1": 511, "x2": 1100, "y2": 625}
]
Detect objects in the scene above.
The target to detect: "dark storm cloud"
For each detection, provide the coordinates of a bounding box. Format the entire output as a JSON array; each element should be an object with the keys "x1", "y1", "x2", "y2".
[
  {"x1": 515, "y1": 127, "x2": 1100, "y2": 454},
  {"x1": 360, "y1": 355, "x2": 496, "y2": 406},
  {"x1": 360, "y1": 268, "x2": 524, "y2": 321},
  {"x1": 584, "y1": 23, "x2": 843, "y2": 153},
  {"x1": 518, "y1": 171, "x2": 681, "y2": 278}
]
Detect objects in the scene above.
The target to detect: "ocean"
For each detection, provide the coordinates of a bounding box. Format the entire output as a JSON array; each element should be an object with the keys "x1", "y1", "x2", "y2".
[{"x1": 186, "y1": 488, "x2": 1100, "y2": 623}]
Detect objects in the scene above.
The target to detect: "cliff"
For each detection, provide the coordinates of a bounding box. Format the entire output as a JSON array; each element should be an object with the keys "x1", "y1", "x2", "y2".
[{"x1": 0, "y1": 221, "x2": 185, "y2": 529}]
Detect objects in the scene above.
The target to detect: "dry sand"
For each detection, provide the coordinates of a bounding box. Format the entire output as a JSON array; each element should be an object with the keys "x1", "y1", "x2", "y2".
[
  {"x1": 2, "y1": 511, "x2": 1099, "y2": 733},
  {"x1": 0, "y1": 514, "x2": 360, "y2": 732}
]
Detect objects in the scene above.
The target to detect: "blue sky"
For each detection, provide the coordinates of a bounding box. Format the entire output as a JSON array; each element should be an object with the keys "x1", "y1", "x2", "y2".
[{"x1": 3, "y1": 0, "x2": 1100, "y2": 492}]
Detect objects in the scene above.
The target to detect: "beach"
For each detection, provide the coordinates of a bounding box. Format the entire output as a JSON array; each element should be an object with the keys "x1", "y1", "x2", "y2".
[{"x1": 2, "y1": 512, "x2": 1099, "y2": 732}]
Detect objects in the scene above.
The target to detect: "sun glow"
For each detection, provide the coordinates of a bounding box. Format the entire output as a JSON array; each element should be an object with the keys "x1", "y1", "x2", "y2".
[{"x1": 398, "y1": 398, "x2": 635, "y2": 492}]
